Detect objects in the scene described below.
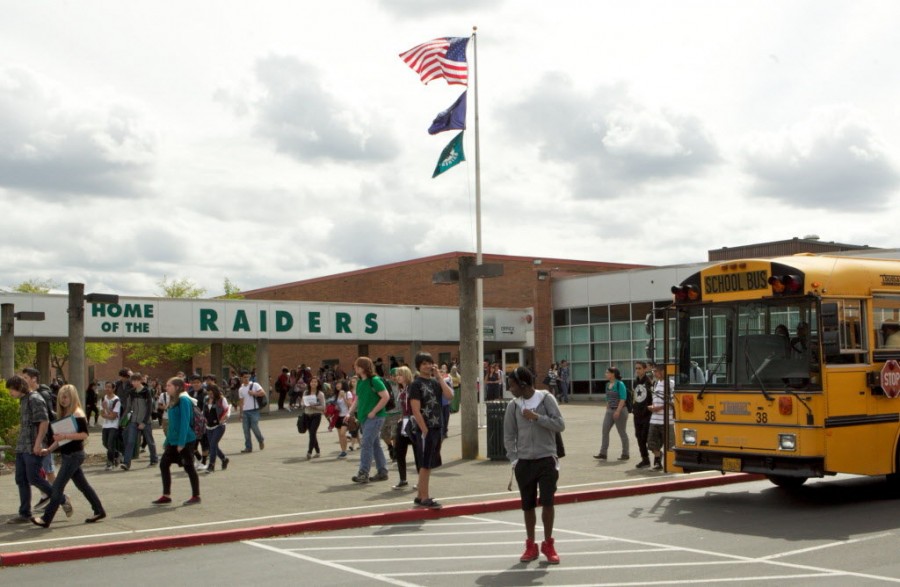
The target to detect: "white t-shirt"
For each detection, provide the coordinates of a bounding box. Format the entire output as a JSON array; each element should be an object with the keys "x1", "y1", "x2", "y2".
[
  {"x1": 239, "y1": 382, "x2": 264, "y2": 410},
  {"x1": 101, "y1": 395, "x2": 121, "y2": 429},
  {"x1": 650, "y1": 380, "x2": 675, "y2": 425},
  {"x1": 157, "y1": 390, "x2": 169, "y2": 420}
]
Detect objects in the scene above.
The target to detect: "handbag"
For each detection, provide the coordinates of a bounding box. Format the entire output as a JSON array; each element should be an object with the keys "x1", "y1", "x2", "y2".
[{"x1": 297, "y1": 413, "x2": 308, "y2": 434}]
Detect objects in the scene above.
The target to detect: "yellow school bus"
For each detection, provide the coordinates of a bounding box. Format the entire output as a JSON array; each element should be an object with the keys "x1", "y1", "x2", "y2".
[{"x1": 667, "y1": 254, "x2": 900, "y2": 487}]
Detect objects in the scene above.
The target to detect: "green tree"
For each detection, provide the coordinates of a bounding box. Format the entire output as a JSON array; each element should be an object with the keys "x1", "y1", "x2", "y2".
[
  {"x1": 123, "y1": 277, "x2": 208, "y2": 369},
  {"x1": 221, "y1": 278, "x2": 256, "y2": 375},
  {"x1": 10, "y1": 280, "x2": 116, "y2": 378}
]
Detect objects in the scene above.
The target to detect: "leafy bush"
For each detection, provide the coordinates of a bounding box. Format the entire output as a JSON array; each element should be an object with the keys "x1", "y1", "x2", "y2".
[{"x1": 0, "y1": 381, "x2": 20, "y2": 457}]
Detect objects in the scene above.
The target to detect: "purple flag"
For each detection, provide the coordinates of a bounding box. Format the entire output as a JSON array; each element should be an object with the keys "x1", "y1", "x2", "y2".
[{"x1": 428, "y1": 91, "x2": 467, "y2": 135}]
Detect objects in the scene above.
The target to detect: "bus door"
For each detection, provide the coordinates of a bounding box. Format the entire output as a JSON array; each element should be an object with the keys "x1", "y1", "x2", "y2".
[{"x1": 821, "y1": 299, "x2": 881, "y2": 474}]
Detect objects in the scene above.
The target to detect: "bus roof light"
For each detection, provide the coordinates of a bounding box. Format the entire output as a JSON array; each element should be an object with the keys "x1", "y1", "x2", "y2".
[
  {"x1": 769, "y1": 274, "x2": 803, "y2": 295},
  {"x1": 671, "y1": 285, "x2": 700, "y2": 303}
]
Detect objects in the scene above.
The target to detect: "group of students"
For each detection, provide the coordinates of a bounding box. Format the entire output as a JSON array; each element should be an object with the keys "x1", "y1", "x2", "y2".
[
  {"x1": 4, "y1": 367, "x2": 233, "y2": 528},
  {"x1": 595, "y1": 361, "x2": 674, "y2": 471}
]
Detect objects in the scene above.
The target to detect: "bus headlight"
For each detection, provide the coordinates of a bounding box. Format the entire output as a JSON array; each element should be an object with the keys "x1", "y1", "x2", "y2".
[
  {"x1": 682, "y1": 428, "x2": 697, "y2": 445},
  {"x1": 778, "y1": 434, "x2": 797, "y2": 451}
]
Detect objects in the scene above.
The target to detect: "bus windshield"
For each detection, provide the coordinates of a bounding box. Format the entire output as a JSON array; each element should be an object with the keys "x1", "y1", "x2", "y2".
[{"x1": 675, "y1": 298, "x2": 820, "y2": 390}]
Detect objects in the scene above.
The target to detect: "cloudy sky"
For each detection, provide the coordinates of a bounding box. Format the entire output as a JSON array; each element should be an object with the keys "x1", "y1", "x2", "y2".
[{"x1": 2, "y1": 1, "x2": 899, "y2": 297}]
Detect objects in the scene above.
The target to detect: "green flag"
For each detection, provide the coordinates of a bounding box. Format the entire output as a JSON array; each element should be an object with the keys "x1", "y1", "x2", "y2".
[{"x1": 432, "y1": 131, "x2": 465, "y2": 178}]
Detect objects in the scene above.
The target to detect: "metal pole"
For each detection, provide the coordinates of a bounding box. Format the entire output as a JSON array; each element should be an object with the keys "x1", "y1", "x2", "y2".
[
  {"x1": 1, "y1": 304, "x2": 14, "y2": 379},
  {"x1": 472, "y1": 26, "x2": 485, "y2": 419},
  {"x1": 68, "y1": 283, "x2": 86, "y2": 403}
]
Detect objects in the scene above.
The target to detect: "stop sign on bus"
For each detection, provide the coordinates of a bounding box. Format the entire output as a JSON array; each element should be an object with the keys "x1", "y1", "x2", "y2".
[{"x1": 881, "y1": 360, "x2": 900, "y2": 398}]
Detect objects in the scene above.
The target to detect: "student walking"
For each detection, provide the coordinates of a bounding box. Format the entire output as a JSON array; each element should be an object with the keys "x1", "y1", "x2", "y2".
[
  {"x1": 504, "y1": 366, "x2": 564, "y2": 564},
  {"x1": 302, "y1": 376, "x2": 326, "y2": 460},
  {"x1": 408, "y1": 352, "x2": 454, "y2": 509},
  {"x1": 346, "y1": 357, "x2": 390, "y2": 484},
  {"x1": 152, "y1": 377, "x2": 200, "y2": 506},
  {"x1": 392, "y1": 366, "x2": 417, "y2": 490},
  {"x1": 203, "y1": 384, "x2": 231, "y2": 473},
  {"x1": 31, "y1": 385, "x2": 106, "y2": 527},
  {"x1": 594, "y1": 367, "x2": 630, "y2": 461}
]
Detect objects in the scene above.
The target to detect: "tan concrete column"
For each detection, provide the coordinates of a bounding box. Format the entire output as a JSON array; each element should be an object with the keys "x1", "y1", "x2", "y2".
[
  {"x1": 255, "y1": 339, "x2": 270, "y2": 412},
  {"x1": 210, "y1": 343, "x2": 224, "y2": 383},
  {"x1": 0, "y1": 304, "x2": 13, "y2": 379},
  {"x1": 36, "y1": 342, "x2": 51, "y2": 383}
]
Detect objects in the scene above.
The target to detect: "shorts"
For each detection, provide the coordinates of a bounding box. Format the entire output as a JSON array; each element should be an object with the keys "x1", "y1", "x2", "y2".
[
  {"x1": 413, "y1": 427, "x2": 443, "y2": 470},
  {"x1": 647, "y1": 423, "x2": 675, "y2": 452},
  {"x1": 515, "y1": 457, "x2": 558, "y2": 511}
]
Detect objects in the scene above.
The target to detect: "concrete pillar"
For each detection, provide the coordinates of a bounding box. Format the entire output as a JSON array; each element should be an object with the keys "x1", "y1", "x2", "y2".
[
  {"x1": 408, "y1": 341, "x2": 422, "y2": 369},
  {"x1": 68, "y1": 283, "x2": 86, "y2": 403},
  {"x1": 36, "y1": 342, "x2": 51, "y2": 383},
  {"x1": 1, "y1": 304, "x2": 13, "y2": 379},
  {"x1": 459, "y1": 256, "x2": 479, "y2": 459},
  {"x1": 255, "y1": 339, "x2": 270, "y2": 412},
  {"x1": 210, "y1": 343, "x2": 224, "y2": 383}
]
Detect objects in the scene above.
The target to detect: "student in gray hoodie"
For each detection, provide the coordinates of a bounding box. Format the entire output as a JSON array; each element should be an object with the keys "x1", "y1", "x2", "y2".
[{"x1": 504, "y1": 366, "x2": 565, "y2": 565}]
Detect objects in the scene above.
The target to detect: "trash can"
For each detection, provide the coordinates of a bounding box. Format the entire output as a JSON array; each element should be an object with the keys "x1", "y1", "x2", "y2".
[
  {"x1": 486, "y1": 400, "x2": 509, "y2": 460},
  {"x1": 451, "y1": 386, "x2": 461, "y2": 413}
]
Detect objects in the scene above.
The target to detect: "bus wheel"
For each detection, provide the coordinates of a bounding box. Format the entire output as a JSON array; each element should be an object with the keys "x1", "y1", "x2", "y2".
[{"x1": 767, "y1": 475, "x2": 808, "y2": 489}]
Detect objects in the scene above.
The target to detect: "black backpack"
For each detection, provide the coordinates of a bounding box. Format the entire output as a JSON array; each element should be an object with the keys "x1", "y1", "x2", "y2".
[{"x1": 374, "y1": 377, "x2": 396, "y2": 411}]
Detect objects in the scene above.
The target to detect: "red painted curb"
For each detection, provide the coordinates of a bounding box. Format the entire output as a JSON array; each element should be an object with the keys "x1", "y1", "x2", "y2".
[{"x1": 0, "y1": 473, "x2": 761, "y2": 567}]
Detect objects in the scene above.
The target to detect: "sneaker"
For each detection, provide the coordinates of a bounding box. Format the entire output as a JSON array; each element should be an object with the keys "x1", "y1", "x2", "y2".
[
  {"x1": 636, "y1": 458, "x2": 651, "y2": 469},
  {"x1": 593, "y1": 454, "x2": 607, "y2": 460},
  {"x1": 306, "y1": 452, "x2": 312, "y2": 461},
  {"x1": 205, "y1": 467, "x2": 215, "y2": 475},
  {"x1": 520, "y1": 539, "x2": 539, "y2": 563},
  {"x1": 62, "y1": 497, "x2": 73, "y2": 518},
  {"x1": 392, "y1": 480, "x2": 409, "y2": 490},
  {"x1": 221, "y1": 458, "x2": 230, "y2": 470},
  {"x1": 183, "y1": 496, "x2": 202, "y2": 506},
  {"x1": 195, "y1": 461, "x2": 207, "y2": 471},
  {"x1": 313, "y1": 453, "x2": 320, "y2": 459},
  {"x1": 348, "y1": 445, "x2": 354, "y2": 451},
  {"x1": 618, "y1": 455, "x2": 630, "y2": 461},
  {"x1": 148, "y1": 461, "x2": 159, "y2": 468},
  {"x1": 337, "y1": 452, "x2": 347, "y2": 459},
  {"x1": 85, "y1": 512, "x2": 106, "y2": 524},
  {"x1": 34, "y1": 496, "x2": 51, "y2": 511},
  {"x1": 120, "y1": 463, "x2": 131, "y2": 471},
  {"x1": 240, "y1": 448, "x2": 252, "y2": 453},
  {"x1": 352, "y1": 472, "x2": 369, "y2": 483},
  {"x1": 371, "y1": 471, "x2": 389, "y2": 482},
  {"x1": 541, "y1": 537, "x2": 560, "y2": 564},
  {"x1": 6, "y1": 516, "x2": 31, "y2": 524},
  {"x1": 105, "y1": 464, "x2": 113, "y2": 471},
  {"x1": 417, "y1": 498, "x2": 442, "y2": 509},
  {"x1": 152, "y1": 496, "x2": 172, "y2": 505},
  {"x1": 413, "y1": 497, "x2": 422, "y2": 506},
  {"x1": 30, "y1": 516, "x2": 50, "y2": 529},
  {"x1": 259, "y1": 441, "x2": 265, "y2": 450},
  {"x1": 653, "y1": 457, "x2": 663, "y2": 471}
]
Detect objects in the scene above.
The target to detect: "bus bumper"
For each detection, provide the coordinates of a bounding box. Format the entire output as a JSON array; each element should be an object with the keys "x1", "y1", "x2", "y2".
[{"x1": 675, "y1": 449, "x2": 825, "y2": 478}]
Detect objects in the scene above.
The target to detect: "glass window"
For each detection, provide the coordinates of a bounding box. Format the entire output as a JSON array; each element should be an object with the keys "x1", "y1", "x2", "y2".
[
  {"x1": 592, "y1": 324, "x2": 610, "y2": 342},
  {"x1": 572, "y1": 344, "x2": 590, "y2": 362},
  {"x1": 610, "y1": 304, "x2": 630, "y2": 322},
  {"x1": 554, "y1": 327, "x2": 571, "y2": 344},
  {"x1": 590, "y1": 306, "x2": 609, "y2": 323},
  {"x1": 571, "y1": 326, "x2": 590, "y2": 344},
  {"x1": 592, "y1": 343, "x2": 610, "y2": 362},
  {"x1": 593, "y1": 363, "x2": 610, "y2": 379},
  {"x1": 553, "y1": 309, "x2": 569, "y2": 326},
  {"x1": 611, "y1": 342, "x2": 631, "y2": 362},
  {"x1": 633, "y1": 341, "x2": 649, "y2": 359},
  {"x1": 823, "y1": 298, "x2": 866, "y2": 365},
  {"x1": 873, "y1": 295, "x2": 900, "y2": 350},
  {"x1": 570, "y1": 307, "x2": 589, "y2": 325},
  {"x1": 554, "y1": 346, "x2": 570, "y2": 362},
  {"x1": 632, "y1": 302, "x2": 653, "y2": 320},
  {"x1": 631, "y1": 322, "x2": 650, "y2": 340},
  {"x1": 572, "y1": 362, "x2": 591, "y2": 381},
  {"x1": 610, "y1": 323, "x2": 631, "y2": 340}
]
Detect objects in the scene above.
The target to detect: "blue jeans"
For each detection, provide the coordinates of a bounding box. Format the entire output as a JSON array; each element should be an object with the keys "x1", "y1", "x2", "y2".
[
  {"x1": 358, "y1": 416, "x2": 387, "y2": 476},
  {"x1": 123, "y1": 422, "x2": 157, "y2": 466},
  {"x1": 41, "y1": 451, "x2": 104, "y2": 524},
  {"x1": 15, "y1": 452, "x2": 55, "y2": 518},
  {"x1": 206, "y1": 425, "x2": 227, "y2": 468},
  {"x1": 558, "y1": 380, "x2": 570, "y2": 402},
  {"x1": 242, "y1": 409, "x2": 264, "y2": 450}
]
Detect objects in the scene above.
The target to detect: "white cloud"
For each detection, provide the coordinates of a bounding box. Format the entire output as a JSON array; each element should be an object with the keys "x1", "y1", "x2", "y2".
[
  {"x1": 0, "y1": 66, "x2": 157, "y2": 199},
  {"x1": 741, "y1": 106, "x2": 900, "y2": 210}
]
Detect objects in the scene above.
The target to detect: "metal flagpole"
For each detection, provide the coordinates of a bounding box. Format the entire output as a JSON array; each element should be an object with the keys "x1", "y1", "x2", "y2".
[{"x1": 472, "y1": 26, "x2": 485, "y2": 427}]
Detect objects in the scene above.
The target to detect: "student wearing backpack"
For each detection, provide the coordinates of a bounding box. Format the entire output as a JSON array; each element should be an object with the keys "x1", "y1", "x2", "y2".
[
  {"x1": 594, "y1": 367, "x2": 630, "y2": 462},
  {"x1": 203, "y1": 384, "x2": 230, "y2": 473},
  {"x1": 100, "y1": 382, "x2": 122, "y2": 470},
  {"x1": 302, "y1": 376, "x2": 326, "y2": 460},
  {"x1": 152, "y1": 377, "x2": 200, "y2": 506}
]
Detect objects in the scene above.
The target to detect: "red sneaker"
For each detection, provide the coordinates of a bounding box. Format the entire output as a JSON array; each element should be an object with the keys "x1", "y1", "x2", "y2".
[
  {"x1": 541, "y1": 537, "x2": 560, "y2": 564},
  {"x1": 151, "y1": 496, "x2": 172, "y2": 505},
  {"x1": 520, "y1": 539, "x2": 539, "y2": 562}
]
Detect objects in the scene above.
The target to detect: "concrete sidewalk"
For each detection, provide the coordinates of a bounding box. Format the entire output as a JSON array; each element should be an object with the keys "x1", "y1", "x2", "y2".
[{"x1": 0, "y1": 403, "x2": 753, "y2": 565}]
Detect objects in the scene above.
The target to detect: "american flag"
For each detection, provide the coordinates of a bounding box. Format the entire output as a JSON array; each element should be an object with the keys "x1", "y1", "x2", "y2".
[{"x1": 399, "y1": 37, "x2": 469, "y2": 86}]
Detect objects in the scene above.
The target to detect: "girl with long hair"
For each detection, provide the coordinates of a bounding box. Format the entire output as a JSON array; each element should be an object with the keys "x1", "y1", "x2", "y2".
[
  {"x1": 152, "y1": 377, "x2": 200, "y2": 505},
  {"x1": 346, "y1": 356, "x2": 390, "y2": 484},
  {"x1": 332, "y1": 379, "x2": 350, "y2": 458},
  {"x1": 203, "y1": 383, "x2": 231, "y2": 473},
  {"x1": 302, "y1": 376, "x2": 326, "y2": 459},
  {"x1": 391, "y1": 366, "x2": 418, "y2": 490},
  {"x1": 31, "y1": 385, "x2": 106, "y2": 527},
  {"x1": 594, "y1": 366, "x2": 630, "y2": 461}
]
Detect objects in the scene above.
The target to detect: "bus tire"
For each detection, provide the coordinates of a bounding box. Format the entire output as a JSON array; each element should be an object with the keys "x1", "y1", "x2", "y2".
[{"x1": 767, "y1": 475, "x2": 807, "y2": 489}]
